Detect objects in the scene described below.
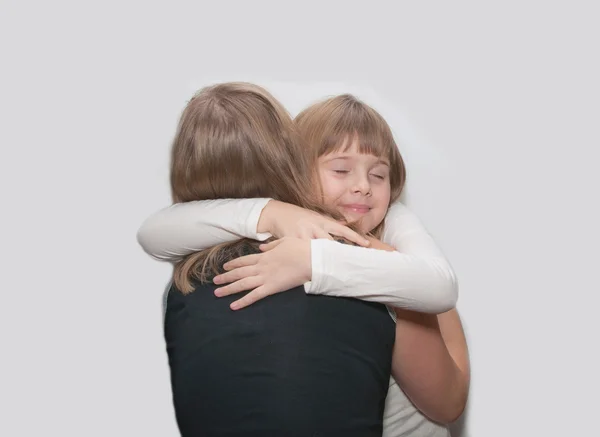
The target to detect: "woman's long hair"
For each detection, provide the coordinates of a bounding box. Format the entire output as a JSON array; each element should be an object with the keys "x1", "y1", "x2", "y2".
[{"x1": 170, "y1": 82, "x2": 341, "y2": 293}]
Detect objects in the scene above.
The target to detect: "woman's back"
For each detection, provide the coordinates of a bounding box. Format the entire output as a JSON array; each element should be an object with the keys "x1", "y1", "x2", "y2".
[{"x1": 165, "y1": 247, "x2": 395, "y2": 437}]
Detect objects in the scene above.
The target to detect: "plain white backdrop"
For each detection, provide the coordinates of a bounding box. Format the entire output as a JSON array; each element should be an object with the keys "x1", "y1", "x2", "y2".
[{"x1": 2, "y1": 1, "x2": 599, "y2": 436}]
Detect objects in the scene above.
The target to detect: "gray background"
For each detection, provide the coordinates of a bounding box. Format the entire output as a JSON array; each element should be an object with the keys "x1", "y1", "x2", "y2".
[{"x1": 2, "y1": 1, "x2": 598, "y2": 436}]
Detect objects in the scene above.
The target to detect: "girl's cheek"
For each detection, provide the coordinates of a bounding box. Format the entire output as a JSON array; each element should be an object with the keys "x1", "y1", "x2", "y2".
[
  {"x1": 321, "y1": 177, "x2": 346, "y2": 205},
  {"x1": 318, "y1": 174, "x2": 334, "y2": 197}
]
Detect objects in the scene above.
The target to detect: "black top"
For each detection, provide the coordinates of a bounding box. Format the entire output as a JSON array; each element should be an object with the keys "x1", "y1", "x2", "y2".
[{"x1": 164, "y1": 246, "x2": 395, "y2": 437}]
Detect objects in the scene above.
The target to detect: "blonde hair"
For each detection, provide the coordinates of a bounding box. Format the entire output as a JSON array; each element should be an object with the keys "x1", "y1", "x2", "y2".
[
  {"x1": 295, "y1": 94, "x2": 406, "y2": 237},
  {"x1": 170, "y1": 82, "x2": 342, "y2": 293}
]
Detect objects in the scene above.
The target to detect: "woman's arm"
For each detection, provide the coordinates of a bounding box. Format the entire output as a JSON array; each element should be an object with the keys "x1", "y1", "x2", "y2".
[
  {"x1": 366, "y1": 238, "x2": 470, "y2": 423},
  {"x1": 392, "y1": 308, "x2": 470, "y2": 424},
  {"x1": 136, "y1": 198, "x2": 272, "y2": 261}
]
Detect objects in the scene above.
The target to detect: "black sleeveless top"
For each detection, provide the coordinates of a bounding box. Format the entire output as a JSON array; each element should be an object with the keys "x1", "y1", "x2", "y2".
[{"x1": 164, "y1": 246, "x2": 395, "y2": 437}]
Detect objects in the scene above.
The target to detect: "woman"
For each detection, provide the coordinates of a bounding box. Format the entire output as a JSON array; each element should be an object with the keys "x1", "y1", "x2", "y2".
[
  {"x1": 139, "y1": 91, "x2": 470, "y2": 436},
  {"x1": 164, "y1": 82, "x2": 396, "y2": 436}
]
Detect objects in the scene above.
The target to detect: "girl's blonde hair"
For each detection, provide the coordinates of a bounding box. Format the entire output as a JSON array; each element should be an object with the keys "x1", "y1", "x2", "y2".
[
  {"x1": 295, "y1": 94, "x2": 406, "y2": 237},
  {"x1": 170, "y1": 82, "x2": 340, "y2": 294}
]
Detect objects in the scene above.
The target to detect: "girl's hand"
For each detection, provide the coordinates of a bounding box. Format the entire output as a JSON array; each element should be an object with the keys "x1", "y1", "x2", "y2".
[
  {"x1": 365, "y1": 236, "x2": 396, "y2": 252},
  {"x1": 213, "y1": 238, "x2": 312, "y2": 310},
  {"x1": 258, "y1": 200, "x2": 370, "y2": 247}
]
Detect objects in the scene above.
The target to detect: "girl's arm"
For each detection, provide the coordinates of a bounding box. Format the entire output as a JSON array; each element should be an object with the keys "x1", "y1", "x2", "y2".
[
  {"x1": 136, "y1": 198, "x2": 368, "y2": 261},
  {"x1": 136, "y1": 198, "x2": 272, "y2": 261},
  {"x1": 304, "y1": 202, "x2": 458, "y2": 313},
  {"x1": 137, "y1": 199, "x2": 458, "y2": 313}
]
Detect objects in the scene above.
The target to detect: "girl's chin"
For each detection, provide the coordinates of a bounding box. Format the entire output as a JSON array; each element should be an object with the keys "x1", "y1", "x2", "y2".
[
  {"x1": 339, "y1": 209, "x2": 367, "y2": 219},
  {"x1": 338, "y1": 214, "x2": 373, "y2": 234}
]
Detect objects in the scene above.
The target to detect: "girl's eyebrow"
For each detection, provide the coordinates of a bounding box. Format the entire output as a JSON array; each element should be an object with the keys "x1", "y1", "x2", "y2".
[
  {"x1": 323, "y1": 156, "x2": 353, "y2": 163},
  {"x1": 324, "y1": 155, "x2": 390, "y2": 166}
]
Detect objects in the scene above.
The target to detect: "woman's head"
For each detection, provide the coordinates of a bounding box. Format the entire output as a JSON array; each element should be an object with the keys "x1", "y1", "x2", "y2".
[
  {"x1": 295, "y1": 94, "x2": 406, "y2": 236},
  {"x1": 170, "y1": 82, "x2": 315, "y2": 208},
  {"x1": 170, "y1": 82, "x2": 343, "y2": 293}
]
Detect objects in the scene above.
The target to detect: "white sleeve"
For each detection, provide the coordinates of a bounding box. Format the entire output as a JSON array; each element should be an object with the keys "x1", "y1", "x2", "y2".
[
  {"x1": 304, "y1": 202, "x2": 458, "y2": 314},
  {"x1": 136, "y1": 198, "x2": 273, "y2": 262}
]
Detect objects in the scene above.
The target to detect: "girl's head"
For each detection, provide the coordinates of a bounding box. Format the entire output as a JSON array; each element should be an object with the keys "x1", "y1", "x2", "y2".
[
  {"x1": 171, "y1": 82, "x2": 315, "y2": 208},
  {"x1": 295, "y1": 94, "x2": 406, "y2": 237}
]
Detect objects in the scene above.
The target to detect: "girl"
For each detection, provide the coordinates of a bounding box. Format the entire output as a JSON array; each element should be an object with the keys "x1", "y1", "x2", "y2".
[{"x1": 141, "y1": 92, "x2": 470, "y2": 436}]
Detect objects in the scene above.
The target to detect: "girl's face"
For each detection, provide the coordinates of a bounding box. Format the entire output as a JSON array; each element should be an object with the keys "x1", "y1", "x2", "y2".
[{"x1": 318, "y1": 139, "x2": 391, "y2": 234}]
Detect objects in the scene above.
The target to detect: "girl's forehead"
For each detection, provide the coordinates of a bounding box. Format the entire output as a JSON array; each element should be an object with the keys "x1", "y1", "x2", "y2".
[{"x1": 330, "y1": 135, "x2": 391, "y2": 160}]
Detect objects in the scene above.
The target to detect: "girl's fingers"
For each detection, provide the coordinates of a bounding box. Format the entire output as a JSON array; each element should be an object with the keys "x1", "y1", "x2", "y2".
[
  {"x1": 259, "y1": 239, "x2": 284, "y2": 252},
  {"x1": 313, "y1": 228, "x2": 334, "y2": 240},
  {"x1": 325, "y1": 223, "x2": 370, "y2": 246},
  {"x1": 215, "y1": 275, "x2": 263, "y2": 297},
  {"x1": 214, "y1": 265, "x2": 259, "y2": 285},
  {"x1": 230, "y1": 285, "x2": 271, "y2": 310},
  {"x1": 223, "y1": 253, "x2": 261, "y2": 271}
]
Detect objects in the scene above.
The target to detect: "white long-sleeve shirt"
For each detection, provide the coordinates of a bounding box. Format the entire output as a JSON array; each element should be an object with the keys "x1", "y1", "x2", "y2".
[
  {"x1": 137, "y1": 198, "x2": 452, "y2": 436},
  {"x1": 137, "y1": 199, "x2": 458, "y2": 314}
]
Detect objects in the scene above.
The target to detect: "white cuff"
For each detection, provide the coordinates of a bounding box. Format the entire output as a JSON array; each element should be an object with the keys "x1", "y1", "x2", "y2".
[
  {"x1": 303, "y1": 238, "x2": 325, "y2": 294},
  {"x1": 245, "y1": 198, "x2": 273, "y2": 241}
]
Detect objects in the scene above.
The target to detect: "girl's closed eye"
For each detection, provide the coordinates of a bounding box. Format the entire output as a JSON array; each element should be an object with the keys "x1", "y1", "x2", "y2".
[
  {"x1": 370, "y1": 173, "x2": 385, "y2": 180},
  {"x1": 333, "y1": 169, "x2": 349, "y2": 174}
]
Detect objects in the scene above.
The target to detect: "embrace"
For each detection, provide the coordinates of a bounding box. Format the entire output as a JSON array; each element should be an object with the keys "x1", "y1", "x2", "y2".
[{"x1": 137, "y1": 82, "x2": 470, "y2": 437}]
